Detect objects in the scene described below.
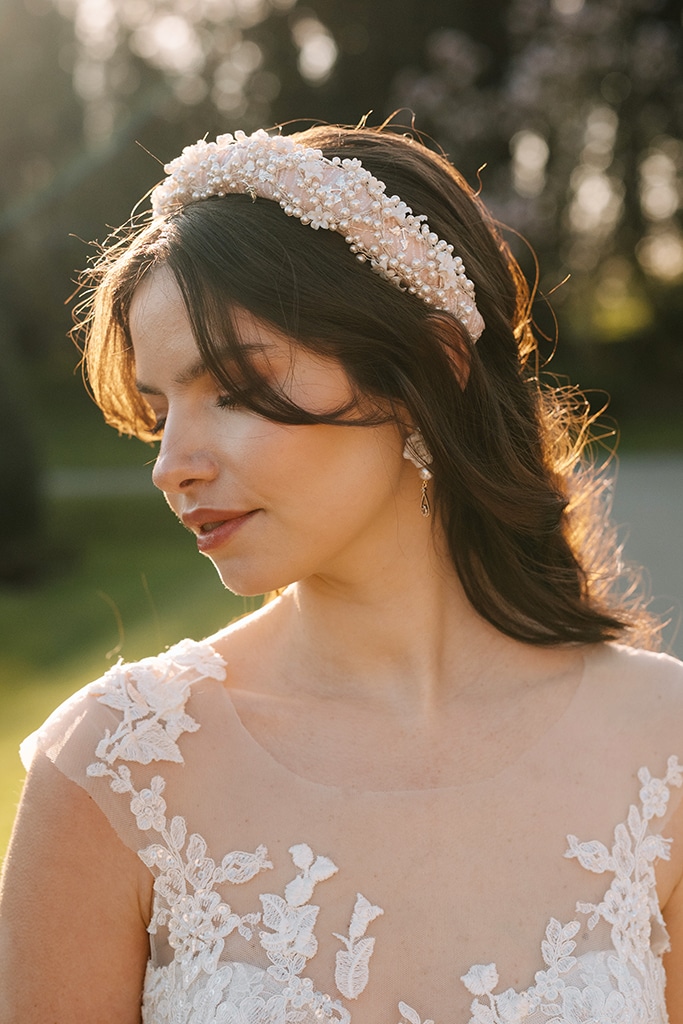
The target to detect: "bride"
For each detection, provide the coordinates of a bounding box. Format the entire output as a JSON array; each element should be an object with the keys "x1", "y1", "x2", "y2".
[{"x1": 1, "y1": 124, "x2": 682, "y2": 1023}]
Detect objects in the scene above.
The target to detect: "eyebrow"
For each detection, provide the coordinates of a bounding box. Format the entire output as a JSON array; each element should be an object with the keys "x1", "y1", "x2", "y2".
[
  {"x1": 136, "y1": 355, "x2": 209, "y2": 395},
  {"x1": 135, "y1": 342, "x2": 266, "y2": 395}
]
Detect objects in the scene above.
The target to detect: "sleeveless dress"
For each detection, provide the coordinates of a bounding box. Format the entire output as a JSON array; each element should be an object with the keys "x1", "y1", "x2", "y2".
[{"x1": 20, "y1": 638, "x2": 683, "y2": 1024}]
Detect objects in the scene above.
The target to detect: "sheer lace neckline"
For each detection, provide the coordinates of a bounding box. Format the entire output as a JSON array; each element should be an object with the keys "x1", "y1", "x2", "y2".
[
  {"x1": 205, "y1": 638, "x2": 590, "y2": 795},
  {"x1": 74, "y1": 637, "x2": 680, "y2": 1024},
  {"x1": 26, "y1": 636, "x2": 682, "y2": 1024}
]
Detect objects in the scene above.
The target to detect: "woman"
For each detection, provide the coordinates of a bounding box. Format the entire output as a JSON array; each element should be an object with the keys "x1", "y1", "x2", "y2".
[{"x1": 1, "y1": 124, "x2": 682, "y2": 1024}]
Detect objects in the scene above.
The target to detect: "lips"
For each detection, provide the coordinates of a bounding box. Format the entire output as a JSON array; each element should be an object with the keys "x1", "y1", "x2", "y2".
[
  {"x1": 181, "y1": 508, "x2": 258, "y2": 553},
  {"x1": 199, "y1": 519, "x2": 229, "y2": 533}
]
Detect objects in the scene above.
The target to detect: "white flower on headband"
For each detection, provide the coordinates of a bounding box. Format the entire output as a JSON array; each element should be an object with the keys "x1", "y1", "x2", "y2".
[{"x1": 151, "y1": 129, "x2": 485, "y2": 341}]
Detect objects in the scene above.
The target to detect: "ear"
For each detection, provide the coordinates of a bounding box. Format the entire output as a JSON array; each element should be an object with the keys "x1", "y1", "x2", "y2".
[{"x1": 426, "y1": 313, "x2": 472, "y2": 390}]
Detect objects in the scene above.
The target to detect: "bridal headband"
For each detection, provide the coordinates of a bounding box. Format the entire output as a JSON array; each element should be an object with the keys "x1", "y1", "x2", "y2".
[{"x1": 151, "y1": 129, "x2": 485, "y2": 342}]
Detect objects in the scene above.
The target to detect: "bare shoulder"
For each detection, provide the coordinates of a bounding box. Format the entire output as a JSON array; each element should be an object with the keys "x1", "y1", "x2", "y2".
[
  {"x1": 594, "y1": 639, "x2": 683, "y2": 678},
  {"x1": 544, "y1": 643, "x2": 683, "y2": 820},
  {"x1": 206, "y1": 598, "x2": 287, "y2": 689},
  {"x1": 584, "y1": 641, "x2": 683, "y2": 726}
]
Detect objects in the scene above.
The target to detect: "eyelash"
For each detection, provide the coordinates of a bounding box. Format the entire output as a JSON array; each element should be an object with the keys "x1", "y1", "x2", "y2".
[
  {"x1": 217, "y1": 394, "x2": 239, "y2": 410},
  {"x1": 148, "y1": 395, "x2": 238, "y2": 436}
]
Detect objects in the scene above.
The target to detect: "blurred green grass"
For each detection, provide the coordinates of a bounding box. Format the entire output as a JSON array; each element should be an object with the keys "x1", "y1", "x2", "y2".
[{"x1": 0, "y1": 488, "x2": 258, "y2": 860}]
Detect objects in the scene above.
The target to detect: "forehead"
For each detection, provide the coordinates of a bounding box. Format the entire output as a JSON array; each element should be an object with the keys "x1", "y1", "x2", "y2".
[
  {"x1": 128, "y1": 265, "x2": 353, "y2": 407},
  {"x1": 129, "y1": 265, "x2": 264, "y2": 372},
  {"x1": 129, "y1": 265, "x2": 192, "y2": 349},
  {"x1": 128, "y1": 265, "x2": 187, "y2": 378}
]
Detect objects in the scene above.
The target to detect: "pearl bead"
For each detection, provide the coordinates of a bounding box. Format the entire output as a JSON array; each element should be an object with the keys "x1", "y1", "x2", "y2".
[{"x1": 151, "y1": 129, "x2": 484, "y2": 341}]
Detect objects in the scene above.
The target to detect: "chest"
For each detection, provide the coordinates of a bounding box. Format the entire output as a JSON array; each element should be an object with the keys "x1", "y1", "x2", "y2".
[
  {"x1": 137, "y1": 746, "x2": 680, "y2": 1024},
  {"x1": 80, "y1": 646, "x2": 683, "y2": 1024}
]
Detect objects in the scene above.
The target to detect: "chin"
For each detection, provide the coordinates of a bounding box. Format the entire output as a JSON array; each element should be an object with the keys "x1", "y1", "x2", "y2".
[{"x1": 210, "y1": 558, "x2": 298, "y2": 598}]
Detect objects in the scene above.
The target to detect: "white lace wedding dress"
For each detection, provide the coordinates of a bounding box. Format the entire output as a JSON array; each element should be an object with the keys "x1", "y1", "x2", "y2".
[{"x1": 21, "y1": 638, "x2": 683, "y2": 1024}]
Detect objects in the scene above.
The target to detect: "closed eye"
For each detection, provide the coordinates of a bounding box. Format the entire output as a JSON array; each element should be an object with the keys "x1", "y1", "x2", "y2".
[
  {"x1": 149, "y1": 417, "x2": 167, "y2": 436},
  {"x1": 147, "y1": 390, "x2": 242, "y2": 437},
  {"x1": 217, "y1": 394, "x2": 240, "y2": 410}
]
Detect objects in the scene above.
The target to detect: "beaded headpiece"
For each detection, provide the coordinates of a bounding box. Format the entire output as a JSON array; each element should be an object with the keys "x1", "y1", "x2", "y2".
[{"x1": 151, "y1": 129, "x2": 485, "y2": 341}]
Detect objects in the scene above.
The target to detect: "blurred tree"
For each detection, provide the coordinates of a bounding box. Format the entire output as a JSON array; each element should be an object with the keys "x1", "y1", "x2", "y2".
[
  {"x1": 0, "y1": 0, "x2": 81, "y2": 582},
  {"x1": 0, "y1": 304, "x2": 45, "y2": 584},
  {"x1": 0, "y1": 0, "x2": 85, "y2": 343},
  {"x1": 388, "y1": 0, "x2": 683, "y2": 419}
]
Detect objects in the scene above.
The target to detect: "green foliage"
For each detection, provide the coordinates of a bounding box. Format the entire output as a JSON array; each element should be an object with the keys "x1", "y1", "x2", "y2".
[{"x1": 0, "y1": 492, "x2": 259, "y2": 859}]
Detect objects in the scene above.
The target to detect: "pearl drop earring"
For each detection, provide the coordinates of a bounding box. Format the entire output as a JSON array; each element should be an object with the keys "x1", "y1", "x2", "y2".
[{"x1": 402, "y1": 430, "x2": 433, "y2": 518}]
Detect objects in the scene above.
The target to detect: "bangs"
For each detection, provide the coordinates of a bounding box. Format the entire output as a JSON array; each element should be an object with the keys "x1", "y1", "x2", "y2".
[
  {"x1": 152, "y1": 195, "x2": 420, "y2": 432},
  {"x1": 169, "y1": 286, "x2": 388, "y2": 430}
]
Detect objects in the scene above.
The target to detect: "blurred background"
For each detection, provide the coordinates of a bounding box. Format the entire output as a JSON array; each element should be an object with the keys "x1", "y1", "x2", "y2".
[{"x1": 0, "y1": 0, "x2": 682, "y2": 854}]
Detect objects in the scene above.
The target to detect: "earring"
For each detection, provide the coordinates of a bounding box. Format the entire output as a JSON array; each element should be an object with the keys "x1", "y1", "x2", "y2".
[{"x1": 402, "y1": 430, "x2": 433, "y2": 518}]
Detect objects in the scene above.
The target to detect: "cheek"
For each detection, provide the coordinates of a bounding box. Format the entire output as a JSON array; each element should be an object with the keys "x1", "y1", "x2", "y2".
[{"x1": 259, "y1": 423, "x2": 405, "y2": 519}]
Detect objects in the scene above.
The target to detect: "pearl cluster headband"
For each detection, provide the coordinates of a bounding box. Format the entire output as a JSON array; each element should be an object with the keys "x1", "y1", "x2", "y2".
[{"x1": 151, "y1": 129, "x2": 485, "y2": 341}]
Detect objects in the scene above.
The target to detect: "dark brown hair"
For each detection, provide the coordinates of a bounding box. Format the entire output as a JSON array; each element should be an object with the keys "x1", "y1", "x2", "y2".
[{"x1": 75, "y1": 123, "x2": 657, "y2": 648}]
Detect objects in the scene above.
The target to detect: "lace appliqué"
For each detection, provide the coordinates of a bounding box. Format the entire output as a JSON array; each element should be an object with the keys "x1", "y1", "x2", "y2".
[
  {"x1": 82, "y1": 642, "x2": 680, "y2": 1024},
  {"x1": 333, "y1": 893, "x2": 384, "y2": 999},
  {"x1": 86, "y1": 642, "x2": 272, "y2": 989},
  {"x1": 85, "y1": 641, "x2": 381, "y2": 1023},
  {"x1": 88, "y1": 638, "x2": 225, "y2": 766},
  {"x1": 398, "y1": 1001, "x2": 435, "y2": 1024},
  {"x1": 453, "y1": 755, "x2": 682, "y2": 1024}
]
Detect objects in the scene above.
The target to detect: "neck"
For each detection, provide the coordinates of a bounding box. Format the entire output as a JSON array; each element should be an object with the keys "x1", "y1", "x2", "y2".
[
  {"x1": 216, "y1": 508, "x2": 582, "y2": 714},
  {"x1": 238, "y1": 526, "x2": 529, "y2": 711}
]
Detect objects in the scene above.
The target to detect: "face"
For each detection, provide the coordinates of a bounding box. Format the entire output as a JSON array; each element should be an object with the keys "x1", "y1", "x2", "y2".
[{"x1": 128, "y1": 266, "x2": 427, "y2": 596}]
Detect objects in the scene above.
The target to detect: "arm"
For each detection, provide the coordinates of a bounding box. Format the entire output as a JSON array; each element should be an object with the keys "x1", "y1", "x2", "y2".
[
  {"x1": 665, "y1": 857, "x2": 683, "y2": 1022},
  {"x1": 663, "y1": 776, "x2": 683, "y2": 1024},
  {"x1": 0, "y1": 755, "x2": 151, "y2": 1024},
  {"x1": 665, "y1": 887, "x2": 683, "y2": 1022}
]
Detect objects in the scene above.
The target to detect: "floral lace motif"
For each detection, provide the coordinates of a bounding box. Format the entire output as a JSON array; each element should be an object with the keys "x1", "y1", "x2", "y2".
[
  {"x1": 86, "y1": 641, "x2": 374, "y2": 1023},
  {"x1": 452, "y1": 755, "x2": 682, "y2": 1024},
  {"x1": 89, "y1": 638, "x2": 225, "y2": 766},
  {"x1": 83, "y1": 640, "x2": 680, "y2": 1024},
  {"x1": 333, "y1": 893, "x2": 384, "y2": 999}
]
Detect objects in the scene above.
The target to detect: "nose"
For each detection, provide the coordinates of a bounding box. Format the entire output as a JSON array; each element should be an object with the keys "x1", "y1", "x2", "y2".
[{"x1": 151, "y1": 421, "x2": 218, "y2": 494}]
